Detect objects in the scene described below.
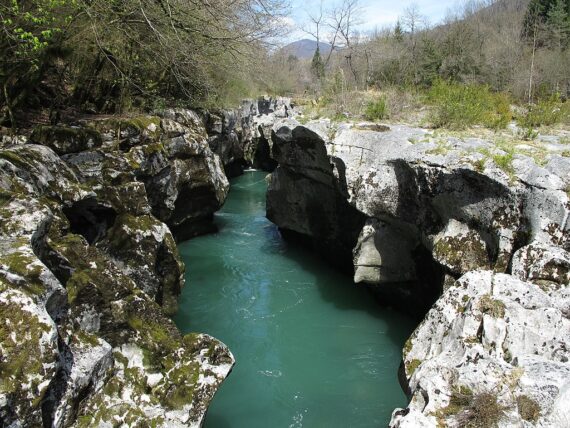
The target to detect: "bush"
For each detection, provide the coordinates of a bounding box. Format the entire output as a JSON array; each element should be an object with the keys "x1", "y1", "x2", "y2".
[
  {"x1": 364, "y1": 97, "x2": 388, "y2": 121},
  {"x1": 426, "y1": 80, "x2": 511, "y2": 130},
  {"x1": 517, "y1": 96, "x2": 570, "y2": 128}
]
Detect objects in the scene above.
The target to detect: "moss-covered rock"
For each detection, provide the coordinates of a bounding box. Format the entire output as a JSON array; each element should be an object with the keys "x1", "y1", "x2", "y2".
[
  {"x1": 99, "y1": 213, "x2": 184, "y2": 315},
  {"x1": 432, "y1": 219, "x2": 490, "y2": 276},
  {"x1": 0, "y1": 289, "x2": 59, "y2": 426},
  {"x1": 0, "y1": 111, "x2": 235, "y2": 427},
  {"x1": 30, "y1": 126, "x2": 103, "y2": 155}
]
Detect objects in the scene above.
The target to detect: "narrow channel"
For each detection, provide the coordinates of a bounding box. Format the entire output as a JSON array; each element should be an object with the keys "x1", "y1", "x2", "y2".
[{"x1": 173, "y1": 170, "x2": 416, "y2": 427}]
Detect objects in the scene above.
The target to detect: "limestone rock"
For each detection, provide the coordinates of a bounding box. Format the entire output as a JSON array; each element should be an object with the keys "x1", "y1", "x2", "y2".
[
  {"x1": 267, "y1": 125, "x2": 365, "y2": 264},
  {"x1": 0, "y1": 118, "x2": 233, "y2": 426},
  {"x1": 391, "y1": 271, "x2": 570, "y2": 428},
  {"x1": 512, "y1": 242, "x2": 570, "y2": 289},
  {"x1": 30, "y1": 126, "x2": 102, "y2": 155},
  {"x1": 353, "y1": 218, "x2": 417, "y2": 284},
  {"x1": 430, "y1": 219, "x2": 490, "y2": 276}
]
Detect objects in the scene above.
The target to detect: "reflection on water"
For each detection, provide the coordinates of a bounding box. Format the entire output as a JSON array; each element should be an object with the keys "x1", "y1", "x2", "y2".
[{"x1": 173, "y1": 171, "x2": 415, "y2": 428}]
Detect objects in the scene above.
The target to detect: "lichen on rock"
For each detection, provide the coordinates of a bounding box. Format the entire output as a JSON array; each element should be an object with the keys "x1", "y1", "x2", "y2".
[{"x1": 0, "y1": 109, "x2": 237, "y2": 427}]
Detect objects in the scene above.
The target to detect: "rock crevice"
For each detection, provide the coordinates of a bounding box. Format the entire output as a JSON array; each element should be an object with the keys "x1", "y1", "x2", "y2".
[{"x1": 264, "y1": 120, "x2": 570, "y2": 425}]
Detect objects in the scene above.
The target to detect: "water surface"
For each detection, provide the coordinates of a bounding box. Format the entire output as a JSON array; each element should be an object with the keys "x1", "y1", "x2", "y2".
[{"x1": 174, "y1": 170, "x2": 415, "y2": 427}]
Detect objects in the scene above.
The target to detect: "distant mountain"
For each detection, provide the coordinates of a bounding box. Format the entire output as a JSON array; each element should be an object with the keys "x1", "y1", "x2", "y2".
[{"x1": 281, "y1": 39, "x2": 333, "y2": 59}]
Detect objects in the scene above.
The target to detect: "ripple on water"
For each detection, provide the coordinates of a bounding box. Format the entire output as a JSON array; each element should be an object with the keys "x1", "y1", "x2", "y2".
[{"x1": 173, "y1": 171, "x2": 416, "y2": 428}]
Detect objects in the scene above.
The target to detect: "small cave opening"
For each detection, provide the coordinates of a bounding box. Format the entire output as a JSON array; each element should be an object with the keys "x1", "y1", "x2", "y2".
[{"x1": 62, "y1": 198, "x2": 117, "y2": 245}]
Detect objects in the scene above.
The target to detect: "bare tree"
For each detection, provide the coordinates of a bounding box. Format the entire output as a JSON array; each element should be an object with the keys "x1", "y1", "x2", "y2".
[
  {"x1": 327, "y1": 0, "x2": 362, "y2": 87},
  {"x1": 401, "y1": 3, "x2": 427, "y2": 85}
]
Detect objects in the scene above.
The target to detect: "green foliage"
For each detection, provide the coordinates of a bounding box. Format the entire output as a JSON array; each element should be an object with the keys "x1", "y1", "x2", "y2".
[
  {"x1": 311, "y1": 47, "x2": 325, "y2": 81},
  {"x1": 439, "y1": 386, "x2": 507, "y2": 428},
  {"x1": 0, "y1": 0, "x2": 287, "y2": 124},
  {"x1": 517, "y1": 96, "x2": 570, "y2": 127},
  {"x1": 364, "y1": 97, "x2": 388, "y2": 121},
  {"x1": 426, "y1": 80, "x2": 511, "y2": 130}
]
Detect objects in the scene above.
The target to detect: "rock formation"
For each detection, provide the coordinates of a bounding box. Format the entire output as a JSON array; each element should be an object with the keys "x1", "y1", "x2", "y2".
[
  {"x1": 202, "y1": 97, "x2": 292, "y2": 177},
  {"x1": 265, "y1": 121, "x2": 570, "y2": 426},
  {"x1": 0, "y1": 111, "x2": 233, "y2": 427}
]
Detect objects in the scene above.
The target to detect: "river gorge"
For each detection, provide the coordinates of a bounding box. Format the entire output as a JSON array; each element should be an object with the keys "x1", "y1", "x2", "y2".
[
  {"x1": 174, "y1": 171, "x2": 415, "y2": 427},
  {"x1": 0, "y1": 98, "x2": 569, "y2": 427}
]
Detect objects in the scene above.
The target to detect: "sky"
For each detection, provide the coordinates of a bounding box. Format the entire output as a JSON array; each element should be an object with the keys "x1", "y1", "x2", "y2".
[{"x1": 284, "y1": 0, "x2": 463, "y2": 42}]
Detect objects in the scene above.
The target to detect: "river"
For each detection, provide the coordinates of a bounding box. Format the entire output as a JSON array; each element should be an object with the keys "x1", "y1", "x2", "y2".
[{"x1": 173, "y1": 170, "x2": 415, "y2": 427}]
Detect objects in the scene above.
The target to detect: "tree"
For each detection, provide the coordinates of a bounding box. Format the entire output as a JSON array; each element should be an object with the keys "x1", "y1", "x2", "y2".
[
  {"x1": 547, "y1": 0, "x2": 570, "y2": 48},
  {"x1": 327, "y1": 0, "x2": 362, "y2": 87},
  {"x1": 401, "y1": 4, "x2": 427, "y2": 85},
  {"x1": 0, "y1": 0, "x2": 291, "y2": 125},
  {"x1": 311, "y1": 46, "x2": 325, "y2": 81},
  {"x1": 394, "y1": 20, "x2": 404, "y2": 42},
  {"x1": 0, "y1": 0, "x2": 79, "y2": 125}
]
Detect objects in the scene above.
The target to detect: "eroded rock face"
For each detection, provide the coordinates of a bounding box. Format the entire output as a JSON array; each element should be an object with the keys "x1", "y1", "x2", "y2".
[
  {"x1": 0, "y1": 122, "x2": 234, "y2": 426},
  {"x1": 267, "y1": 125, "x2": 365, "y2": 266},
  {"x1": 202, "y1": 97, "x2": 294, "y2": 176},
  {"x1": 391, "y1": 271, "x2": 570, "y2": 428},
  {"x1": 267, "y1": 122, "x2": 569, "y2": 298},
  {"x1": 265, "y1": 120, "x2": 570, "y2": 426}
]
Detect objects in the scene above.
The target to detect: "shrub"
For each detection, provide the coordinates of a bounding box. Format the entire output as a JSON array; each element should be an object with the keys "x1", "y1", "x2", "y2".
[
  {"x1": 517, "y1": 395, "x2": 541, "y2": 422},
  {"x1": 457, "y1": 391, "x2": 507, "y2": 427},
  {"x1": 364, "y1": 97, "x2": 389, "y2": 121},
  {"x1": 517, "y1": 96, "x2": 570, "y2": 128},
  {"x1": 478, "y1": 294, "x2": 507, "y2": 318},
  {"x1": 440, "y1": 386, "x2": 507, "y2": 428},
  {"x1": 426, "y1": 80, "x2": 511, "y2": 130}
]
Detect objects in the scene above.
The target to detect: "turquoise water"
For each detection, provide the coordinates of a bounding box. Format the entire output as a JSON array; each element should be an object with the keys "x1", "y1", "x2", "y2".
[{"x1": 173, "y1": 171, "x2": 415, "y2": 428}]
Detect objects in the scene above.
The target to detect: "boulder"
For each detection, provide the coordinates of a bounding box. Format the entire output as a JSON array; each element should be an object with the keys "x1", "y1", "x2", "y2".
[
  {"x1": 512, "y1": 242, "x2": 570, "y2": 289},
  {"x1": 391, "y1": 271, "x2": 570, "y2": 428},
  {"x1": 267, "y1": 122, "x2": 569, "y2": 292},
  {"x1": 29, "y1": 126, "x2": 102, "y2": 155},
  {"x1": 267, "y1": 125, "x2": 365, "y2": 265},
  {"x1": 0, "y1": 123, "x2": 233, "y2": 426}
]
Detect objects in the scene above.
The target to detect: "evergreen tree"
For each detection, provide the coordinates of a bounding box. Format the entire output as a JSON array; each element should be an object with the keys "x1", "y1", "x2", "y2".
[
  {"x1": 311, "y1": 46, "x2": 325, "y2": 81},
  {"x1": 547, "y1": 0, "x2": 570, "y2": 48},
  {"x1": 394, "y1": 20, "x2": 404, "y2": 42}
]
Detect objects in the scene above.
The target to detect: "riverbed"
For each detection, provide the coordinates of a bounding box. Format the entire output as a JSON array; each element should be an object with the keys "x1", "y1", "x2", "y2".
[{"x1": 174, "y1": 170, "x2": 415, "y2": 427}]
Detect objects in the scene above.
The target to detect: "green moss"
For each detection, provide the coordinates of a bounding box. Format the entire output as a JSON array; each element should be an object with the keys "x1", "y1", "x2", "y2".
[
  {"x1": 0, "y1": 251, "x2": 44, "y2": 295},
  {"x1": 0, "y1": 298, "x2": 52, "y2": 396},
  {"x1": 99, "y1": 116, "x2": 162, "y2": 142},
  {"x1": 517, "y1": 395, "x2": 541, "y2": 422},
  {"x1": 141, "y1": 142, "x2": 165, "y2": 156},
  {"x1": 479, "y1": 294, "x2": 506, "y2": 318},
  {"x1": 66, "y1": 269, "x2": 93, "y2": 304},
  {"x1": 126, "y1": 314, "x2": 178, "y2": 353},
  {"x1": 406, "y1": 359, "x2": 422, "y2": 376},
  {"x1": 75, "y1": 330, "x2": 101, "y2": 347},
  {"x1": 0, "y1": 150, "x2": 26, "y2": 166},
  {"x1": 161, "y1": 362, "x2": 200, "y2": 409},
  {"x1": 30, "y1": 126, "x2": 103, "y2": 152}
]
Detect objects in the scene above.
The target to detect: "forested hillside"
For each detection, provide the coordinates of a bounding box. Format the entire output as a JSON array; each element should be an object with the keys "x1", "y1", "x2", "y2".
[
  {"x1": 0, "y1": 0, "x2": 287, "y2": 127},
  {"x1": 269, "y1": 0, "x2": 570, "y2": 130},
  {"x1": 2, "y1": 0, "x2": 570, "y2": 130}
]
